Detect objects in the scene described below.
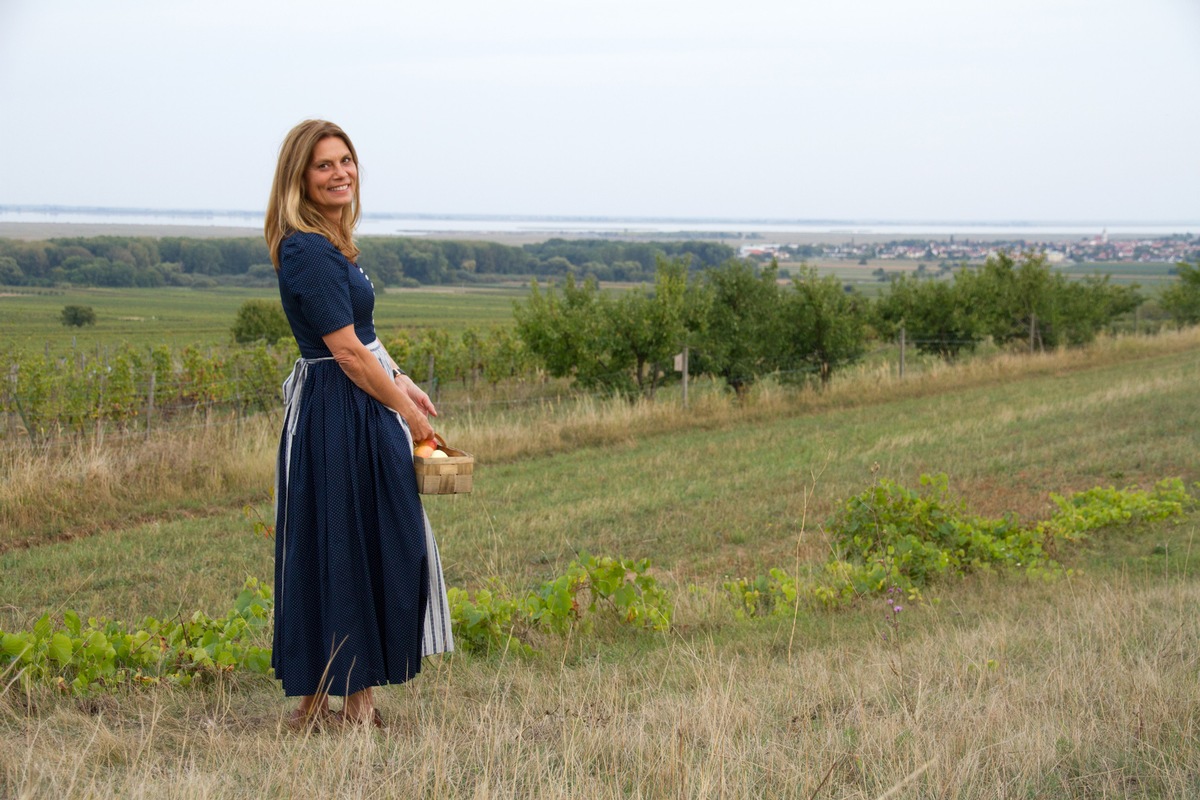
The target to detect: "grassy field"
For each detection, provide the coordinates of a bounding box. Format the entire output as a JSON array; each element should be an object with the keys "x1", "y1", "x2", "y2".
[
  {"x1": 796, "y1": 258, "x2": 1182, "y2": 295},
  {"x1": 1, "y1": 329, "x2": 1199, "y2": 797},
  {"x1": 0, "y1": 285, "x2": 526, "y2": 356}
]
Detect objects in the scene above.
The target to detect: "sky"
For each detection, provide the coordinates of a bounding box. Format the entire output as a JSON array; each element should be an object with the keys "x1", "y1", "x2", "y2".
[{"x1": 1, "y1": 0, "x2": 1198, "y2": 223}]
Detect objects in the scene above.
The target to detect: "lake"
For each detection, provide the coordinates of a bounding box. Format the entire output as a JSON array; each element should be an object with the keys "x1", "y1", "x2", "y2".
[{"x1": 1, "y1": 205, "x2": 1195, "y2": 239}]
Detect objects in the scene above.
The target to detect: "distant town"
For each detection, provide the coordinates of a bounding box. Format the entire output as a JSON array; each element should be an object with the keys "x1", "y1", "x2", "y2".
[{"x1": 740, "y1": 230, "x2": 1199, "y2": 266}]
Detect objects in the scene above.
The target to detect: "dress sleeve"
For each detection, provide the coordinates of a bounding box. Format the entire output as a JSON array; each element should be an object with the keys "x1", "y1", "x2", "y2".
[{"x1": 280, "y1": 233, "x2": 354, "y2": 337}]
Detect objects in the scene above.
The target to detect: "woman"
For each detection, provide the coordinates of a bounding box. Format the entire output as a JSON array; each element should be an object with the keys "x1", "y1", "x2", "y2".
[{"x1": 265, "y1": 119, "x2": 453, "y2": 728}]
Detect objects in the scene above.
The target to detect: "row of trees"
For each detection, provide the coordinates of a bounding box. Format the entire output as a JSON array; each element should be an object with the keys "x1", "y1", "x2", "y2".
[
  {"x1": 874, "y1": 252, "x2": 1142, "y2": 359},
  {"x1": 0, "y1": 235, "x2": 736, "y2": 289},
  {"x1": 514, "y1": 259, "x2": 865, "y2": 399},
  {"x1": 513, "y1": 252, "x2": 1150, "y2": 400}
]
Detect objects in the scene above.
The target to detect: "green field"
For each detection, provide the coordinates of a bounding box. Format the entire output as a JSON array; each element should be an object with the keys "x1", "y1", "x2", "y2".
[
  {"x1": 1058, "y1": 260, "x2": 1180, "y2": 287},
  {"x1": 1, "y1": 253, "x2": 1183, "y2": 357},
  {"x1": 0, "y1": 285, "x2": 527, "y2": 356},
  {"x1": 1, "y1": 330, "x2": 1198, "y2": 797}
]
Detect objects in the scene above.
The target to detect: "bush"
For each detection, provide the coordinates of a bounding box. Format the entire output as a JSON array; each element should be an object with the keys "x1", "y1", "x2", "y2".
[
  {"x1": 231, "y1": 299, "x2": 291, "y2": 345},
  {"x1": 60, "y1": 305, "x2": 96, "y2": 327}
]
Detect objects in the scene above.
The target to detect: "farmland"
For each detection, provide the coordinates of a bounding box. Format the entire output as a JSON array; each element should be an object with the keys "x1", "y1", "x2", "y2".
[
  {"x1": 1, "y1": 323, "x2": 1198, "y2": 797},
  {"x1": 0, "y1": 285, "x2": 526, "y2": 356}
]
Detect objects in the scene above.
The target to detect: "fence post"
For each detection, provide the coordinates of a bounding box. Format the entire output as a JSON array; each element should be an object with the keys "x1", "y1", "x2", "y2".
[
  {"x1": 146, "y1": 372, "x2": 156, "y2": 436},
  {"x1": 899, "y1": 325, "x2": 906, "y2": 379},
  {"x1": 1030, "y1": 313, "x2": 1037, "y2": 353}
]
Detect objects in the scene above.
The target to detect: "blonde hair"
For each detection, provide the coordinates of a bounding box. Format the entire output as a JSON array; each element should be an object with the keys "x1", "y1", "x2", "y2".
[{"x1": 265, "y1": 120, "x2": 362, "y2": 270}]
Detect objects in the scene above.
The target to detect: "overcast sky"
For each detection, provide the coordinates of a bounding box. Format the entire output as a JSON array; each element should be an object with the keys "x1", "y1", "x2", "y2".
[{"x1": 1, "y1": 0, "x2": 1197, "y2": 223}]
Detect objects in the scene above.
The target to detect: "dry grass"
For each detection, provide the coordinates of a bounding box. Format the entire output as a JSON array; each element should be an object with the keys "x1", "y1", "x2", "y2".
[
  {"x1": 2, "y1": 328, "x2": 1200, "y2": 798},
  {"x1": 4, "y1": 326, "x2": 1198, "y2": 554},
  {"x1": 0, "y1": 416, "x2": 278, "y2": 550},
  {"x1": 2, "y1": 547, "x2": 1197, "y2": 798}
]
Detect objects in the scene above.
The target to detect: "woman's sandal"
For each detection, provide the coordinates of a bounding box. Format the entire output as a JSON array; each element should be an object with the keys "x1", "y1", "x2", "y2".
[{"x1": 285, "y1": 706, "x2": 331, "y2": 731}]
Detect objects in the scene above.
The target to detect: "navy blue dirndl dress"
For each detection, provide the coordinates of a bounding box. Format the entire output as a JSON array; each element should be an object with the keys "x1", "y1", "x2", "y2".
[{"x1": 272, "y1": 232, "x2": 452, "y2": 698}]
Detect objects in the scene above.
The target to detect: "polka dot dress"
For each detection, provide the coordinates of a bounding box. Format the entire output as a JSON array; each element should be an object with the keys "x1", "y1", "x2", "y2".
[{"x1": 272, "y1": 232, "x2": 433, "y2": 697}]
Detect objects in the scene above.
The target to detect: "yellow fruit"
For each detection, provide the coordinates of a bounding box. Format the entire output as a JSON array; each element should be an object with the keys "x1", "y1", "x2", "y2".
[
  {"x1": 430, "y1": 449, "x2": 449, "y2": 459},
  {"x1": 414, "y1": 443, "x2": 436, "y2": 459}
]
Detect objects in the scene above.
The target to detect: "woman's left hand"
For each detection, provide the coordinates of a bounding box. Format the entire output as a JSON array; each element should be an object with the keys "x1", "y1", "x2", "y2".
[{"x1": 397, "y1": 375, "x2": 438, "y2": 417}]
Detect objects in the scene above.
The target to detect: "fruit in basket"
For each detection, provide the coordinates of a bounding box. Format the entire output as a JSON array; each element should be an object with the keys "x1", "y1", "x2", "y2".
[
  {"x1": 413, "y1": 437, "x2": 437, "y2": 458},
  {"x1": 430, "y1": 449, "x2": 448, "y2": 459}
]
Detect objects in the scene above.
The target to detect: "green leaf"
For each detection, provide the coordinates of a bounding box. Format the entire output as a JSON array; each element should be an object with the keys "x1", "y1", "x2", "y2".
[
  {"x1": 2, "y1": 632, "x2": 31, "y2": 659},
  {"x1": 83, "y1": 631, "x2": 110, "y2": 659},
  {"x1": 49, "y1": 632, "x2": 74, "y2": 664}
]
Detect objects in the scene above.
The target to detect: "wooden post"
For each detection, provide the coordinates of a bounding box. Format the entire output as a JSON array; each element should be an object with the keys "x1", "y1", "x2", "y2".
[
  {"x1": 681, "y1": 345, "x2": 689, "y2": 410},
  {"x1": 1030, "y1": 313, "x2": 1037, "y2": 353},
  {"x1": 899, "y1": 325, "x2": 906, "y2": 379},
  {"x1": 427, "y1": 354, "x2": 438, "y2": 404},
  {"x1": 146, "y1": 371, "x2": 156, "y2": 436}
]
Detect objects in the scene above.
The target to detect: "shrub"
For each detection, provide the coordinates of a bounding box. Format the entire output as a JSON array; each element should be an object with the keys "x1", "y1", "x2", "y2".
[
  {"x1": 60, "y1": 305, "x2": 96, "y2": 327},
  {"x1": 231, "y1": 299, "x2": 291, "y2": 345}
]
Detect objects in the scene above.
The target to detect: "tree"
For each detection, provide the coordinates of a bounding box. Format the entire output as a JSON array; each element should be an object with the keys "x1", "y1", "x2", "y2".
[
  {"x1": 780, "y1": 267, "x2": 868, "y2": 385},
  {"x1": 1055, "y1": 274, "x2": 1141, "y2": 345},
  {"x1": 1160, "y1": 261, "x2": 1200, "y2": 327},
  {"x1": 513, "y1": 258, "x2": 694, "y2": 399},
  {"x1": 179, "y1": 241, "x2": 224, "y2": 275},
  {"x1": 60, "y1": 305, "x2": 96, "y2": 327},
  {"x1": 690, "y1": 259, "x2": 782, "y2": 399},
  {"x1": 950, "y1": 251, "x2": 1141, "y2": 350},
  {"x1": 231, "y1": 299, "x2": 291, "y2": 345},
  {"x1": 0, "y1": 255, "x2": 23, "y2": 285},
  {"x1": 514, "y1": 273, "x2": 614, "y2": 392},
  {"x1": 874, "y1": 273, "x2": 981, "y2": 360},
  {"x1": 398, "y1": 243, "x2": 450, "y2": 284},
  {"x1": 604, "y1": 257, "x2": 690, "y2": 398},
  {"x1": 479, "y1": 327, "x2": 533, "y2": 389},
  {"x1": 957, "y1": 251, "x2": 1053, "y2": 348}
]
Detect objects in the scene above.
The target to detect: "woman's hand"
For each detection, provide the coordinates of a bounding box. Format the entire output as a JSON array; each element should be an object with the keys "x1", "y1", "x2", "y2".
[
  {"x1": 397, "y1": 375, "x2": 437, "y2": 418},
  {"x1": 404, "y1": 413, "x2": 435, "y2": 446}
]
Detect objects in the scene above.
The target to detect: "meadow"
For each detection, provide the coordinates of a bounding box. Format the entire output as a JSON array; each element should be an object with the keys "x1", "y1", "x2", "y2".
[
  {"x1": 0, "y1": 285, "x2": 525, "y2": 356},
  {"x1": 1, "y1": 326, "x2": 1198, "y2": 798}
]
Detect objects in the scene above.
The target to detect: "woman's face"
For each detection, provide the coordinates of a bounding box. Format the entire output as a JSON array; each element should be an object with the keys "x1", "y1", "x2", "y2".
[{"x1": 304, "y1": 136, "x2": 357, "y2": 222}]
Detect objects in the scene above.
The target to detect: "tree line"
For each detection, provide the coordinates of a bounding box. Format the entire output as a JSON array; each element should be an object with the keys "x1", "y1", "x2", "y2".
[
  {"x1": 5, "y1": 251, "x2": 1199, "y2": 443},
  {"x1": 0, "y1": 235, "x2": 736, "y2": 289},
  {"x1": 511, "y1": 250, "x2": 1162, "y2": 401}
]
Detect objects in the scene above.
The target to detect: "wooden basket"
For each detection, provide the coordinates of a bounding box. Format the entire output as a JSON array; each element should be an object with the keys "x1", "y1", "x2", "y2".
[{"x1": 412, "y1": 434, "x2": 473, "y2": 495}]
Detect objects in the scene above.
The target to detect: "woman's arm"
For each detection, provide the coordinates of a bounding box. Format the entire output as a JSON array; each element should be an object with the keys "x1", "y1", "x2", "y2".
[
  {"x1": 322, "y1": 325, "x2": 435, "y2": 443},
  {"x1": 382, "y1": 355, "x2": 437, "y2": 416}
]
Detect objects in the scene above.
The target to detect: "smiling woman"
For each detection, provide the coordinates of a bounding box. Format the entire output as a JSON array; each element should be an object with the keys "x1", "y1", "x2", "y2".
[{"x1": 264, "y1": 120, "x2": 454, "y2": 732}]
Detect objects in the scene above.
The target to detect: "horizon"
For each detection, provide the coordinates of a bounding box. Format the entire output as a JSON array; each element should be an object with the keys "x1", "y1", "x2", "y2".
[{"x1": 3, "y1": 204, "x2": 1198, "y2": 231}]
